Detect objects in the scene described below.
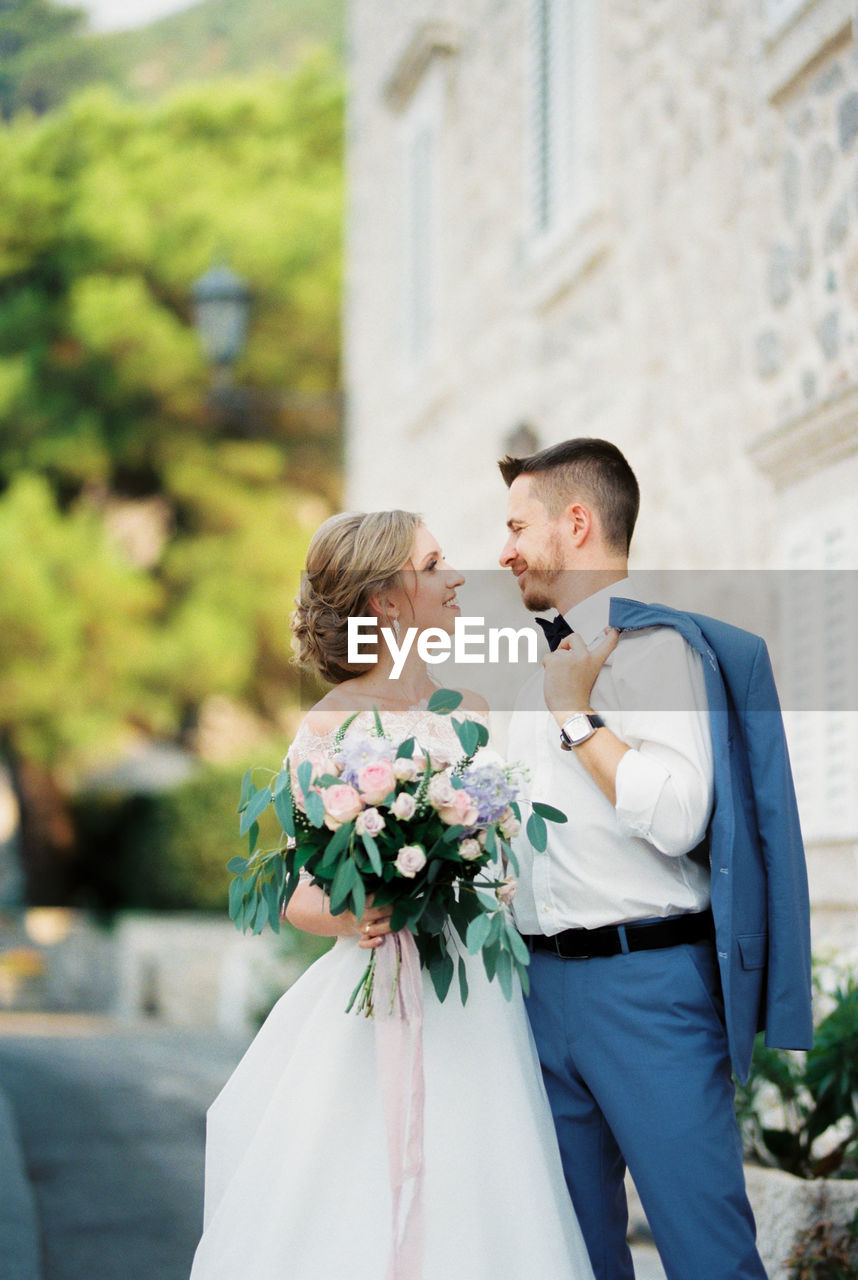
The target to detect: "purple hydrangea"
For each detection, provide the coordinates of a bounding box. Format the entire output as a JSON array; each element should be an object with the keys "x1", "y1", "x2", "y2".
[
  {"x1": 459, "y1": 762, "x2": 517, "y2": 826},
  {"x1": 336, "y1": 731, "x2": 396, "y2": 785}
]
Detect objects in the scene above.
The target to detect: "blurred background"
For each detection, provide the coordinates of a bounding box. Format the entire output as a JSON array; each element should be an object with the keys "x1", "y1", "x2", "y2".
[{"x1": 0, "y1": 0, "x2": 346, "y2": 1026}]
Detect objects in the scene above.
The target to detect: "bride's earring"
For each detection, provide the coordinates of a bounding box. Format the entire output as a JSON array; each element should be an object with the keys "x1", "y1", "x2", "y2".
[{"x1": 393, "y1": 617, "x2": 401, "y2": 641}]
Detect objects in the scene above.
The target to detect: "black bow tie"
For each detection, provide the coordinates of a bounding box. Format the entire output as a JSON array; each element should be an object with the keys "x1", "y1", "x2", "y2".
[{"x1": 535, "y1": 614, "x2": 573, "y2": 651}]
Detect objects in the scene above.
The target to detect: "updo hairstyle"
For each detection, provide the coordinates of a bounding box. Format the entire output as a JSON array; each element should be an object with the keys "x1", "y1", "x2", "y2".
[{"x1": 292, "y1": 509, "x2": 422, "y2": 684}]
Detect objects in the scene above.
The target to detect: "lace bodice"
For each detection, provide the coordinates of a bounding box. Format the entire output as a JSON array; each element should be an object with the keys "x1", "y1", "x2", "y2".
[{"x1": 288, "y1": 706, "x2": 489, "y2": 765}]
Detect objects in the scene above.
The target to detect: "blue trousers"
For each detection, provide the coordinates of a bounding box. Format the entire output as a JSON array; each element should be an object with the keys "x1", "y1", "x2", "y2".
[{"x1": 525, "y1": 940, "x2": 767, "y2": 1280}]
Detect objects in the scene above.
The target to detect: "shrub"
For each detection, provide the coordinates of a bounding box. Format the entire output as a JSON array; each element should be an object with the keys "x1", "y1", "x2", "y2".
[
  {"x1": 71, "y1": 762, "x2": 264, "y2": 911},
  {"x1": 736, "y1": 973, "x2": 858, "y2": 1180}
]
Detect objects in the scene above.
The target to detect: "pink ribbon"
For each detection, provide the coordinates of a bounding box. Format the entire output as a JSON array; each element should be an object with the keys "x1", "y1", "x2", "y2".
[{"x1": 374, "y1": 929, "x2": 425, "y2": 1280}]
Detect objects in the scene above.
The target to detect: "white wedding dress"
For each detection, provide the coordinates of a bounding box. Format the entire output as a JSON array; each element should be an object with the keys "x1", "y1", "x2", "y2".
[{"x1": 189, "y1": 709, "x2": 594, "y2": 1280}]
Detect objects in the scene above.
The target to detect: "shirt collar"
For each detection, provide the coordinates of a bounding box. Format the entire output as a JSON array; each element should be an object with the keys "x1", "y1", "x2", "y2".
[{"x1": 563, "y1": 576, "x2": 640, "y2": 646}]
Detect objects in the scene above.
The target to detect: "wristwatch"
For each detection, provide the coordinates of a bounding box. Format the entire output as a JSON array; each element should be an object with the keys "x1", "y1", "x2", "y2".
[{"x1": 559, "y1": 712, "x2": 605, "y2": 750}]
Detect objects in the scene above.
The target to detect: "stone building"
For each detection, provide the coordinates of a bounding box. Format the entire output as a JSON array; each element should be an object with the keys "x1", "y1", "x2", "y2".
[{"x1": 343, "y1": 0, "x2": 858, "y2": 951}]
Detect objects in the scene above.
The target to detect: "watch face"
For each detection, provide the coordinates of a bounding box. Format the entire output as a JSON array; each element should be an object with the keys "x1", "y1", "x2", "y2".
[
  {"x1": 565, "y1": 714, "x2": 590, "y2": 740},
  {"x1": 561, "y1": 714, "x2": 593, "y2": 747}
]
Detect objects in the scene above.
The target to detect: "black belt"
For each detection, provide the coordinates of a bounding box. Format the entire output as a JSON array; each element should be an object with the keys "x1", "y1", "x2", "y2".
[{"x1": 524, "y1": 911, "x2": 714, "y2": 960}]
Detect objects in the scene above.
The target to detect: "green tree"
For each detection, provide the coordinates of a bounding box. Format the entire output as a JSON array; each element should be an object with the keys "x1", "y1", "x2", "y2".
[
  {"x1": 0, "y1": 58, "x2": 343, "y2": 901},
  {"x1": 0, "y1": 0, "x2": 111, "y2": 120}
]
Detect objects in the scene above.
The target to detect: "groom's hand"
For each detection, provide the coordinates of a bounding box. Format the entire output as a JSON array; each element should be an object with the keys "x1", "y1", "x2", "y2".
[{"x1": 542, "y1": 627, "x2": 619, "y2": 723}]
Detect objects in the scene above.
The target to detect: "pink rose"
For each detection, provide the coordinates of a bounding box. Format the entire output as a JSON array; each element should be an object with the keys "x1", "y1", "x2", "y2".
[
  {"x1": 459, "y1": 837, "x2": 482, "y2": 861},
  {"x1": 437, "y1": 788, "x2": 479, "y2": 828},
  {"x1": 355, "y1": 807, "x2": 385, "y2": 837},
  {"x1": 357, "y1": 760, "x2": 397, "y2": 806},
  {"x1": 322, "y1": 784, "x2": 363, "y2": 831},
  {"x1": 393, "y1": 757, "x2": 419, "y2": 782},
  {"x1": 496, "y1": 877, "x2": 517, "y2": 905},
  {"x1": 390, "y1": 792, "x2": 416, "y2": 821},
  {"x1": 395, "y1": 845, "x2": 427, "y2": 878}
]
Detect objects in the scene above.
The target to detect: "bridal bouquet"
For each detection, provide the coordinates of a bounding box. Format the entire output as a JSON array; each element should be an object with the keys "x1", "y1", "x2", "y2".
[{"x1": 227, "y1": 689, "x2": 566, "y2": 1012}]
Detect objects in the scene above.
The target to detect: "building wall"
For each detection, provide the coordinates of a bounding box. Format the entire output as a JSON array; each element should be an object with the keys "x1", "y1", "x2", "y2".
[{"x1": 344, "y1": 0, "x2": 858, "y2": 951}]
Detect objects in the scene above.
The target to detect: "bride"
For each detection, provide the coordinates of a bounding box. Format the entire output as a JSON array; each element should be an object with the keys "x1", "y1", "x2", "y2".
[{"x1": 189, "y1": 510, "x2": 594, "y2": 1280}]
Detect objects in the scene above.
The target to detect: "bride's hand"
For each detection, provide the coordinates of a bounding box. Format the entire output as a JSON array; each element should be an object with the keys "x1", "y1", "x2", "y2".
[{"x1": 355, "y1": 898, "x2": 394, "y2": 949}]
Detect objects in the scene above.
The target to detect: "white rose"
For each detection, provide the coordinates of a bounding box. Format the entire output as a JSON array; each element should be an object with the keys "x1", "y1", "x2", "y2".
[
  {"x1": 427, "y1": 774, "x2": 458, "y2": 809},
  {"x1": 393, "y1": 757, "x2": 419, "y2": 782},
  {"x1": 395, "y1": 845, "x2": 427, "y2": 878},
  {"x1": 459, "y1": 837, "x2": 482, "y2": 861},
  {"x1": 498, "y1": 807, "x2": 520, "y2": 839},
  {"x1": 356, "y1": 807, "x2": 386, "y2": 837},
  {"x1": 390, "y1": 792, "x2": 416, "y2": 821},
  {"x1": 496, "y1": 877, "x2": 517, "y2": 905}
]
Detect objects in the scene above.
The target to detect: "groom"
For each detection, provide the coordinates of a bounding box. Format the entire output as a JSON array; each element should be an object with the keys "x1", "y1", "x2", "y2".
[{"x1": 498, "y1": 438, "x2": 812, "y2": 1280}]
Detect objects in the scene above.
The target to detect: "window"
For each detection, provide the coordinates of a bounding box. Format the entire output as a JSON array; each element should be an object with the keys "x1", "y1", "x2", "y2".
[{"x1": 527, "y1": 0, "x2": 598, "y2": 243}]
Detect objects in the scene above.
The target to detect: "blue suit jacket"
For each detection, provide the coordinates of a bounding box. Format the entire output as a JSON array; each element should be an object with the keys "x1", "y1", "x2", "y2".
[{"x1": 608, "y1": 598, "x2": 813, "y2": 1082}]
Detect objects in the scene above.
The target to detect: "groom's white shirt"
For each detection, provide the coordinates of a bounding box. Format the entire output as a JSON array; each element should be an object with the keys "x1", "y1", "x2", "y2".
[{"x1": 509, "y1": 578, "x2": 714, "y2": 934}]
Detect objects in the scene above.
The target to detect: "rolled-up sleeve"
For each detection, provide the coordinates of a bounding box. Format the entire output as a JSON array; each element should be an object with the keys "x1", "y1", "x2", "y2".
[{"x1": 610, "y1": 633, "x2": 714, "y2": 857}]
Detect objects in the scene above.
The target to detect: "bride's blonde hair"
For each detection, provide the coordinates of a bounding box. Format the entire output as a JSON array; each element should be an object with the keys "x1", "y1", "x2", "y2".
[{"x1": 292, "y1": 509, "x2": 422, "y2": 684}]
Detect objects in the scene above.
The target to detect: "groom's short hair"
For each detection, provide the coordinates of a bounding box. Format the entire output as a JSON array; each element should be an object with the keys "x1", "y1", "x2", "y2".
[{"x1": 498, "y1": 438, "x2": 640, "y2": 555}]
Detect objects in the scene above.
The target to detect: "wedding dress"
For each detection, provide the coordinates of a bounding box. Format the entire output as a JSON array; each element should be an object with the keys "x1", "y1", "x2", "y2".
[{"x1": 189, "y1": 709, "x2": 595, "y2": 1280}]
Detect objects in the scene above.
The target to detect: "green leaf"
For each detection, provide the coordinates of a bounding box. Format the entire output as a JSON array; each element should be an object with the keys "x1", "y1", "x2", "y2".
[
  {"x1": 350, "y1": 875, "x2": 366, "y2": 925},
  {"x1": 272, "y1": 768, "x2": 291, "y2": 797},
  {"x1": 304, "y1": 790, "x2": 326, "y2": 828},
  {"x1": 262, "y1": 877, "x2": 282, "y2": 933},
  {"x1": 482, "y1": 941, "x2": 499, "y2": 982},
  {"x1": 329, "y1": 859, "x2": 358, "y2": 913},
  {"x1": 226, "y1": 856, "x2": 249, "y2": 874},
  {"x1": 239, "y1": 784, "x2": 271, "y2": 835},
  {"x1": 457, "y1": 955, "x2": 469, "y2": 1005},
  {"x1": 373, "y1": 706, "x2": 385, "y2": 737},
  {"x1": 428, "y1": 951, "x2": 455, "y2": 1002},
  {"x1": 496, "y1": 948, "x2": 514, "y2": 1000},
  {"x1": 297, "y1": 759, "x2": 313, "y2": 796},
  {"x1": 324, "y1": 820, "x2": 354, "y2": 860},
  {"x1": 526, "y1": 810, "x2": 548, "y2": 852},
  {"x1": 421, "y1": 897, "x2": 447, "y2": 935},
  {"x1": 251, "y1": 895, "x2": 268, "y2": 935},
  {"x1": 273, "y1": 785, "x2": 295, "y2": 837},
  {"x1": 396, "y1": 737, "x2": 415, "y2": 759},
  {"x1": 518, "y1": 964, "x2": 530, "y2": 998},
  {"x1": 361, "y1": 832, "x2": 383, "y2": 875},
  {"x1": 228, "y1": 874, "x2": 247, "y2": 924},
  {"x1": 532, "y1": 801, "x2": 568, "y2": 824},
  {"x1": 247, "y1": 821, "x2": 259, "y2": 854},
  {"x1": 427, "y1": 688, "x2": 462, "y2": 714},
  {"x1": 237, "y1": 769, "x2": 255, "y2": 813},
  {"x1": 466, "y1": 912, "x2": 492, "y2": 954},
  {"x1": 506, "y1": 924, "x2": 531, "y2": 966},
  {"x1": 453, "y1": 718, "x2": 481, "y2": 756},
  {"x1": 500, "y1": 839, "x2": 519, "y2": 876},
  {"x1": 390, "y1": 900, "x2": 412, "y2": 932}
]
